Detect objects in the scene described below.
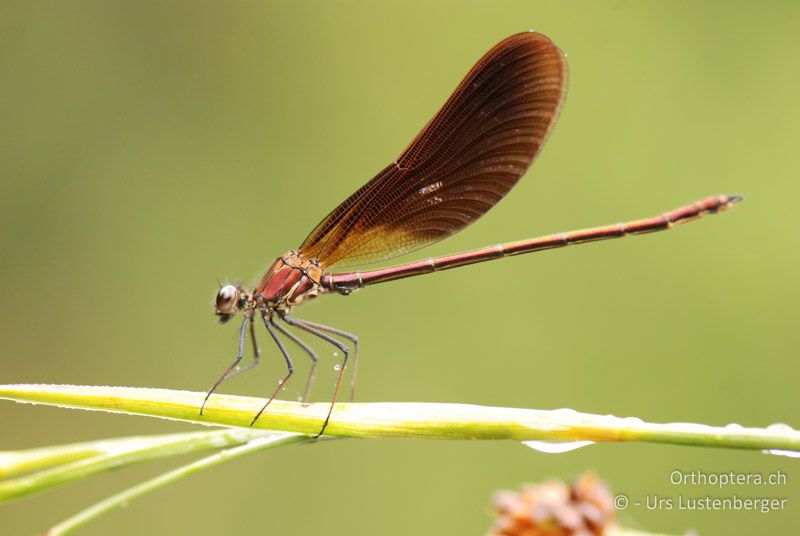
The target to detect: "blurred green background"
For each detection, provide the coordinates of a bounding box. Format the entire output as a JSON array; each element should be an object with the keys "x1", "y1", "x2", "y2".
[{"x1": 2, "y1": 1, "x2": 798, "y2": 534}]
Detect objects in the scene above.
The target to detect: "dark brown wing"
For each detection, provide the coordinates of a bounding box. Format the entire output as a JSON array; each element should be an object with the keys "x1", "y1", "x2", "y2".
[{"x1": 300, "y1": 31, "x2": 567, "y2": 268}]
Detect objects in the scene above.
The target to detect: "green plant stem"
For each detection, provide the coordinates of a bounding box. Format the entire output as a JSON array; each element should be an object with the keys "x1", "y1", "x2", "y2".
[
  {"x1": 1, "y1": 437, "x2": 137, "y2": 480},
  {"x1": 42, "y1": 433, "x2": 306, "y2": 536},
  {"x1": 1, "y1": 384, "x2": 798, "y2": 453},
  {"x1": 0, "y1": 429, "x2": 300, "y2": 502},
  {"x1": 0, "y1": 431, "x2": 276, "y2": 480}
]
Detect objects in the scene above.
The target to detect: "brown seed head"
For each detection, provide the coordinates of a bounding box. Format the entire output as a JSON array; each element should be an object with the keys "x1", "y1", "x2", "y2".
[{"x1": 488, "y1": 473, "x2": 615, "y2": 536}]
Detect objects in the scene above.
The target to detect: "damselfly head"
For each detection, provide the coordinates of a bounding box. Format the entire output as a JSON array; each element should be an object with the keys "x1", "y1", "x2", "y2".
[{"x1": 214, "y1": 284, "x2": 244, "y2": 323}]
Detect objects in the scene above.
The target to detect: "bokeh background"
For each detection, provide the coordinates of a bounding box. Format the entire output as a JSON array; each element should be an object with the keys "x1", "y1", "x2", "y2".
[{"x1": 2, "y1": 1, "x2": 798, "y2": 534}]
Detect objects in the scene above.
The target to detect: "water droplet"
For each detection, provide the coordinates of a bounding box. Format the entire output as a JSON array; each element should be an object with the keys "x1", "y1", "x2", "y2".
[
  {"x1": 767, "y1": 422, "x2": 796, "y2": 432},
  {"x1": 763, "y1": 449, "x2": 800, "y2": 458},
  {"x1": 522, "y1": 440, "x2": 595, "y2": 454},
  {"x1": 333, "y1": 351, "x2": 339, "y2": 357},
  {"x1": 621, "y1": 416, "x2": 645, "y2": 426},
  {"x1": 333, "y1": 364, "x2": 341, "y2": 371},
  {"x1": 276, "y1": 379, "x2": 283, "y2": 385},
  {"x1": 761, "y1": 423, "x2": 799, "y2": 457},
  {"x1": 551, "y1": 408, "x2": 581, "y2": 418}
]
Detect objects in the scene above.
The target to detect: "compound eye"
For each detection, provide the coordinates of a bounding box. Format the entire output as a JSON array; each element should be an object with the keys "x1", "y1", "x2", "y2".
[{"x1": 215, "y1": 285, "x2": 240, "y2": 315}]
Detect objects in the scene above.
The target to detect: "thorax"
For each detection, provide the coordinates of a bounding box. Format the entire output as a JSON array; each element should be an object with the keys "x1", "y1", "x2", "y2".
[{"x1": 255, "y1": 251, "x2": 324, "y2": 311}]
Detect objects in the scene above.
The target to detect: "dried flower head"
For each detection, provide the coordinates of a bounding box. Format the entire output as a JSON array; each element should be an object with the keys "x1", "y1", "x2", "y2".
[{"x1": 488, "y1": 473, "x2": 615, "y2": 536}]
